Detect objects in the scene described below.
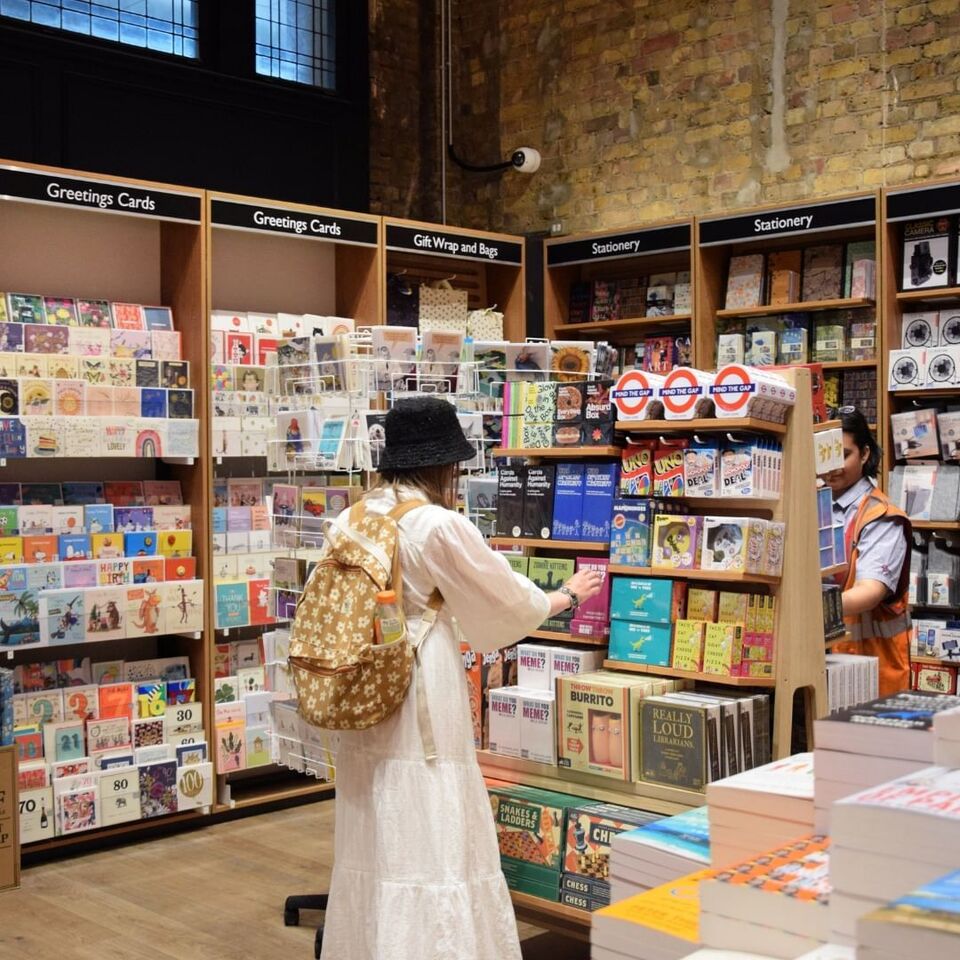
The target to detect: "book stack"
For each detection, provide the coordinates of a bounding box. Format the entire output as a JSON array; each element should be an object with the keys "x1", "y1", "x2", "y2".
[
  {"x1": 698, "y1": 835, "x2": 831, "y2": 958},
  {"x1": 824, "y1": 653, "x2": 879, "y2": 712},
  {"x1": 592, "y1": 869, "x2": 712, "y2": 960},
  {"x1": 829, "y1": 766, "x2": 960, "y2": 945},
  {"x1": 705, "y1": 753, "x2": 814, "y2": 868},
  {"x1": 609, "y1": 805, "x2": 711, "y2": 902},
  {"x1": 813, "y1": 691, "x2": 960, "y2": 833},
  {"x1": 934, "y1": 703, "x2": 960, "y2": 766},
  {"x1": 856, "y1": 869, "x2": 960, "y2": 960}
]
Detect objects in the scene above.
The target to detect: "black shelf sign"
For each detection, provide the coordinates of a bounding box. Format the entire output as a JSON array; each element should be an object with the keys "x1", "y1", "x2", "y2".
[
  {"x1": 0, "y1": 165, "x2": 201, "y2": 222},
  {"x1": 547, "y1": 223, "x2": 691, "y2": 267},
  {"x1": 699, "y1": 196, "x2": 876, "y2": 246},
  {"x1": 211, "y1": 199, "x2": 379, "y2": 246},
  {"x1": 386, "y1": 224, "x2": 522, "y2": 265},
  {"x1": 887, "y1": 182, "x2": 960, "y2": 222}
]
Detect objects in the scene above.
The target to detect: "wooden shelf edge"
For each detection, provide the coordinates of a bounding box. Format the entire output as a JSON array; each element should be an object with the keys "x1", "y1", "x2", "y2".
[
  {"x1": 490, "y1": 537, "x2": 610, "y2": 551},
  {"x1": 217, "y1": 779, "x2": 335, "y2": 812},
  {"x1": 896, "y1": 286, "x2": 960, "y2": 302},
  {"x1": 607, "y1": 564, "x2": 781, "y2": 585},
  {"x1": 21, "y1": 809, "x2": 207, "y2": 853},
  {"x1": 813, "y1": 420, "x2": 841, "y2": 433},
  {"x1": 818, "y1": 359, "x2": 878, "y2": 369},
  {"x1": 912, "y1": 655, "x2": 960, "y2": 666},
  {"x1": 478, "y1": 750, "x2": 702, "y2": 815},
  {"x1": 510, "y1": 889, "x2": 591, "y2": 928},
  {"x1": 601, "y1": 658, "x2": 776, "y2": 687},
  {"x1": 890, "y1": 387, "x2": 960, "y2": 398},
  {"x1": 556, "y1": 314, "x2": 692, "y2": 334},
  {"x1": 491, "y1": 446, "x2": 620, "y2": 458},
  {"x1": 911, "y1": 520, "x2": 960, "y2": 530},
  {"x1": 529, "y1": 628, "x2": 608, "y2": 646},
  {"x1": 820, "y1": 563, "x2": 848, "y2": 578},
  {"x1": 615, "y1": 417, "x2": 788, "y2": 436},
  {"x1": 716, "y1": 297, "x2": 875, "y2": 318}
]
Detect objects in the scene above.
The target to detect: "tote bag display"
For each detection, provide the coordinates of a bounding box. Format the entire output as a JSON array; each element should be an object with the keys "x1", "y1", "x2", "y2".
[{"x1": 467, "y1": 306, "x2": 504, "y2": 340}]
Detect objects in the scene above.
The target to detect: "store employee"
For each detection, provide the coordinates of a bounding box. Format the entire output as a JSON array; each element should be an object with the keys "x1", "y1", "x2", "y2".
[{"x1": 827, "y1": 408, "x2": 912, "y2": 696}]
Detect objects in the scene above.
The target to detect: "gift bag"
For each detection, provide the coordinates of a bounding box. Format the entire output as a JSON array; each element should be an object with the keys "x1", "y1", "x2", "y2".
[
  {"x1": 418, "y1": 281, "x2": 468, "y2": 333},
  {"x1": 467, "y1": 306, "x2": 504, "y2": 340}
]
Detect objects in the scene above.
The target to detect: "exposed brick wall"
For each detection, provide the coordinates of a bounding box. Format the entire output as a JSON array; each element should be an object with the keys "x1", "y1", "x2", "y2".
[
  {"x1": 368, "y1": 0, "x2": 442, "y2": 221},
  {"x1": 425, "y1": 0, "x2": 960, "y2": 234}
]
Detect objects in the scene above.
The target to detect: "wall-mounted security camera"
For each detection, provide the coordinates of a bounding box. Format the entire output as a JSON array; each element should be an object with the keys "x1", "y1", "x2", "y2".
[{"x1": 511, "y1": 147, "x2": 542, "y2": 174}]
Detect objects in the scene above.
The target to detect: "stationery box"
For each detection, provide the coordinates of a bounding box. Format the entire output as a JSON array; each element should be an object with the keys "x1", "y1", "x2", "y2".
[
  {"x1": 608, "y1": 619, "x2": 673, "y2": 667},
  {"x1": 610, "y1": 576, "x2": 686, "y2": 624},
  {"x1": 608, "y1": 498, "x2": 655, "y2": 567}
]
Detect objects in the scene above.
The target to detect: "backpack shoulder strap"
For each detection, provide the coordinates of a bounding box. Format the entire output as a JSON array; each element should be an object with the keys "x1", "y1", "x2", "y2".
[{"x1": 387, "y1": 498, "x2": 431, "y2": 521}]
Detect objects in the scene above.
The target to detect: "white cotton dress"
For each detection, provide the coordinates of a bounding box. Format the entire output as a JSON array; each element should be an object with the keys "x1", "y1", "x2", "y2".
[{"x1": 318, "y1": 484, "x2": 551, "y2": 960}]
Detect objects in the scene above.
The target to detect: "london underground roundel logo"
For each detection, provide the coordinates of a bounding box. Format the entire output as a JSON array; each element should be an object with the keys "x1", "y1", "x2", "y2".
[
  {"x1": 710, "y1": 364, "x2": 757, "y2": 414},
  {"x1": 660, "y1": 368, "x2": 702, "y2": 415},
  {"x1": 612, "y1": 369, "x2": 656, "y2": 419}
]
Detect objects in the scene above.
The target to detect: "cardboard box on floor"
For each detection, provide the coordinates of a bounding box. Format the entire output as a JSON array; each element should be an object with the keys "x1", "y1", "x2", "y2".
[{"x1": 0, "y1": 745, "x2": 20, "y2": 890}]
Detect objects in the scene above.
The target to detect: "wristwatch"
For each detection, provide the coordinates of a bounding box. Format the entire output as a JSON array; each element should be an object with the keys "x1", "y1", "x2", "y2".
[{"x1": 559, "y1": 586, "x2": 580, "y2": 611}]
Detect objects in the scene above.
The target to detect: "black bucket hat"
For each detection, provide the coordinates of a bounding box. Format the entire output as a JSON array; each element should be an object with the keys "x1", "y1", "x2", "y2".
[{"x1": 380, "y1": 397, "x2": 476, "y2": 470}]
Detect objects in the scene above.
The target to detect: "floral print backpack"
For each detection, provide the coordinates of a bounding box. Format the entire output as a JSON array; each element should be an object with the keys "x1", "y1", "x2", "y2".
[{"x1": 288, "y1": 498, "x2": 443, "y2": 759}]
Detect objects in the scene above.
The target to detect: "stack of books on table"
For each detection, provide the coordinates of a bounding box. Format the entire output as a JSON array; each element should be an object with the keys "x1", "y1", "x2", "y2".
[
  {"x1": 591, "y1": 869, "x2": 711, "y2": 960},
  {"x1": 934, "y1": 703, "x2": 960, "y2": 766},
  {"x1": 609, "y1": 806, "x2": 711, "y2": 903},
  {"x1": 829, "y1": 766, "x2": 960, "y2": 945},
  {"x1": 856, "y1": 869, "x2": 960, "y2": 960},
  {"x1": 698, "y1": 835, "x2": 831, "y2": 958},
  {"x1": 704, "y1": 753, "x2": 814, "y2": 868},
  {"x1": 813, "y1": 690, "x2": 960, "y2": 832}
]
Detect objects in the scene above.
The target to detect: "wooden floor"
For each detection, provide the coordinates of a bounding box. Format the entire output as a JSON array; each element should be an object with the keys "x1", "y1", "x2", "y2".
[{"x1": 0, "y1": 798, "x2": 590, "y2": 960}]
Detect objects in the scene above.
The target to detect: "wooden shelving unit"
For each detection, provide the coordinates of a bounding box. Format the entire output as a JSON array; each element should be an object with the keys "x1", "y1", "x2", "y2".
[
  {"x1": 883, "y1": 181, "x2": 960, "y2": 684},
  {"x1": 696, "y1": 193, "x2": 882, "y2": 433},
  {"x1": 615, "y1": 417, "x2": 788, "y2": 436},
  {"x1": 0, "y1": 159, "x2": 211, "y2": 854},
  {"x1": 206, "y1": 192, "x2": 382, "y2": 811},
  {"x1": 601, "y1": 659, "x2": 776, "y2": 687},
  {"x1": 382, "y1": 217, "x2": 525, "y2": 339},
  {"x1": 543, "y1": 219, "x2": 698, "y2": 361}
]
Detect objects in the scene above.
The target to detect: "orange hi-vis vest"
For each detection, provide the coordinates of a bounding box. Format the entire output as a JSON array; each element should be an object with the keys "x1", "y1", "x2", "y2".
[{"x1": 833, "y1": 487, "x2": 913, "y2": 697}]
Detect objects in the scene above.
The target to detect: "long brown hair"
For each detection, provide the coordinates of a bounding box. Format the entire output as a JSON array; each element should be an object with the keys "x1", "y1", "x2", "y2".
[{"x1": 377, "y1": 462, "x2": 460, "y2": 510}]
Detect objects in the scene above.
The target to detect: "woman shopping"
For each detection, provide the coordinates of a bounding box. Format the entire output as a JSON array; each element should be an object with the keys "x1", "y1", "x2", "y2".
[
  {"x1": 318, "y1": 397, "x2": 603, "y2": 960},
  {"x1": 827, "y1": 408, "x2": 912, "y2": 696}
]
